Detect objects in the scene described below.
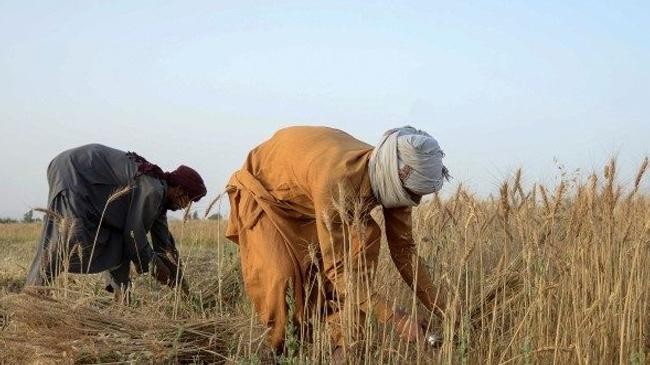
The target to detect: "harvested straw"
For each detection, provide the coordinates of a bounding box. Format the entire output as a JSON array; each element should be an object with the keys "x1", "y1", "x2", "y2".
[
  {"x1": 189, "y1": 259, "x2": 243, "y2": 312},
  {"x1": 0, "y1": 292, "x2": 266, "y2": 364}
]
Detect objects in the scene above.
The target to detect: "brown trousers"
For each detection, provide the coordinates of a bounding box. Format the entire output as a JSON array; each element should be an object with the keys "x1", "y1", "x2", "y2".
[
  {"x1": 238, "y1": 212, "x2": 382, "y2": 351},
  {"x1": 238, "y1": 213, "x2": 313, "y2": 350}
]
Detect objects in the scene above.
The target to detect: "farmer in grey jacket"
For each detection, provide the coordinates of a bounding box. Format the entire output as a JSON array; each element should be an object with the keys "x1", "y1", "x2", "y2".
[{"x1": 25, "y1": 144, "x2": 207, "y2": 296}]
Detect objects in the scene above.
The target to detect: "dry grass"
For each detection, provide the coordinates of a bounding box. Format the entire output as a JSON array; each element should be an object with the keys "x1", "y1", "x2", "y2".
[
  {"x1": 0, "y1": 292, "x2": 263, "y2": 364},
  {"x1": 0, "y1": 158, "x2": 648, "y2": 364}
]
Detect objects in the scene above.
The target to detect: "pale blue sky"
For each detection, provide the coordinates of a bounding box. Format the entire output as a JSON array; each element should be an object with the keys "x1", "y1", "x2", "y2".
[{"x1": 1, "y1": 1, "x2": 648, "y2": 218}]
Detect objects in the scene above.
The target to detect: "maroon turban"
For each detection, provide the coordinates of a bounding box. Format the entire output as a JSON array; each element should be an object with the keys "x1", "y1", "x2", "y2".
[
  {"x1": 166, "y1": 165, "x2": 207, "y2": 202},
  {"x1": 127, "y1": 152, "x2": 207, "y2": 201}
]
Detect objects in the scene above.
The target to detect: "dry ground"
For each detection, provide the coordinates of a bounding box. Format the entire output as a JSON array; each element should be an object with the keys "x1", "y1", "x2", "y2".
[{"x1": 0, "y1": 159, "x2": 648, "y2": 364}]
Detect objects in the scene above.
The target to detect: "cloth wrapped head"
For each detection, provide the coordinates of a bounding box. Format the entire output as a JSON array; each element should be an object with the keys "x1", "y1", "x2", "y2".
[
  {"x1": 369, "y1": 126, "x2": 447, "y2": 208},
  {"x1": 127, "y1": 152, "x2": 207, "y2": 202},
  {"x1": 167, "y1": 165, "x2": 207, "y2": 202}
]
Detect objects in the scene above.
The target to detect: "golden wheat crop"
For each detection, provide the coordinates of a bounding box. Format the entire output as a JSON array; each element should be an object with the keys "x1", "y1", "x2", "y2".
[{"x1": 0, "y1": 159, "x2": 648, "y2": 364}]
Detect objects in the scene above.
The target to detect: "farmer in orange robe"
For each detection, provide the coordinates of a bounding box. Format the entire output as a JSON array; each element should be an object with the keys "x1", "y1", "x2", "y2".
[{"x1": 226, "y1": 126, "x2": 449, "y2": 351}]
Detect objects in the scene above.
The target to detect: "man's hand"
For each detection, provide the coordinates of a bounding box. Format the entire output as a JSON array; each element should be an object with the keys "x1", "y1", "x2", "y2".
[
  {"x1": 151, "y1": 254, "x2": 173, "y2": 286},
  {"x1": 152, "y1": 251, "x2": 190, "y2": 294}
]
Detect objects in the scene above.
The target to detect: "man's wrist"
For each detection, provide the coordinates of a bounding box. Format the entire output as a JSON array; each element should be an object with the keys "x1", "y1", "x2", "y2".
[{"x1": 135, "y1": 248, "x2": 154, "y2": 274}]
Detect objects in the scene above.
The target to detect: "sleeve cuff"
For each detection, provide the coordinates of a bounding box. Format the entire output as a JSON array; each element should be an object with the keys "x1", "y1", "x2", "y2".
[{"x1": 134, "y1": 247, "x2": 153, "y2": 274}]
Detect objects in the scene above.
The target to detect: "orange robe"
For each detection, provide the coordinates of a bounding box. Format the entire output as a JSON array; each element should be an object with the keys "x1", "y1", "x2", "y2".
[{"x1": 226, "y1": 126, "x2": 441, "y2": 349}]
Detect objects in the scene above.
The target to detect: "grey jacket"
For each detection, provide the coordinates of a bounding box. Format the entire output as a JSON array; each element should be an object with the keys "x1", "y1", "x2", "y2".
[{"x1": 46, "y1": 143, "x2": 174, "y2": 272}]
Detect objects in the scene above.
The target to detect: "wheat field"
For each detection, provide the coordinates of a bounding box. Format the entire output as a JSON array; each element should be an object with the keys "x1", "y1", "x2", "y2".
[{"x1": 0, "y1": 159, "x2": 648, "y2": 364}]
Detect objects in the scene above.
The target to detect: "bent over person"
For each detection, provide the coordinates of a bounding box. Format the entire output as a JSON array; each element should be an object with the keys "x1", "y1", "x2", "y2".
[
  {"x1": 25, "y1": 144, "x2": 207, "y2": 296},
  {"x1": 226, "y1": 126, "x2": 450, "y2": 352}
]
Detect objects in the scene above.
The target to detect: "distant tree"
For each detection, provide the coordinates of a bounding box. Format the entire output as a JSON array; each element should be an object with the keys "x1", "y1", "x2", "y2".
[
  {"x1": 191, "y1": 211, "x2": 200, "y2": 220},
  {"x1": 0, "y1": 217, "x2": 17, "y2": 224},
  {"x1": 207, "y1": 213, "x2": 222, "y2": 221},
  {"x1": 22, "y1": 209, "x2": 35, "y2": 223}
]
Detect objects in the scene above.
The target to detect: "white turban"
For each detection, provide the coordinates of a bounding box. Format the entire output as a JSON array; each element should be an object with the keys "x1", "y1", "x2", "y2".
[{"x1": 369, "y1": 126, "x2": 446, "y2": 208}]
